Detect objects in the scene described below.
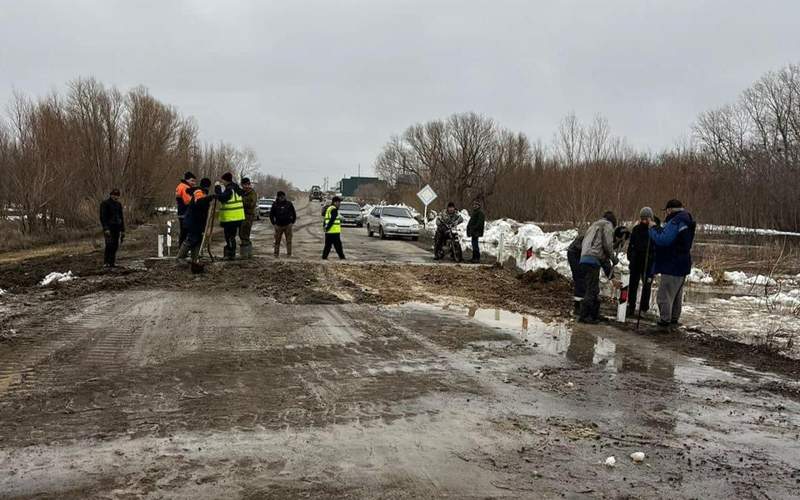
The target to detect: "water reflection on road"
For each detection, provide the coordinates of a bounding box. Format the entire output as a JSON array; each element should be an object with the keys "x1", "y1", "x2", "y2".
[{"x1": 445, "y1": 305, "x2": 677, "y2": 380}]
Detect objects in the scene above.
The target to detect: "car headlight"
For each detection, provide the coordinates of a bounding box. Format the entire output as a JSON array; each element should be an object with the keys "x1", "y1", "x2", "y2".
[{"x1": 385, "y1": 223, "x2": 397, "y2": 228}]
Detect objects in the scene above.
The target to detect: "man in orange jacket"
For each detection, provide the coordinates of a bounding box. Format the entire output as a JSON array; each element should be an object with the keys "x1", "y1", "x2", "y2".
[{"x1": 175, "y1": 171, "x2": 196, "y2": 247}]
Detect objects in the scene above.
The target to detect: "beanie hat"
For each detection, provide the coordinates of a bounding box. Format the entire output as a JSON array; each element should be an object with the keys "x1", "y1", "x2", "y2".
[
  {"x1": 241, "y1": 177, "x2": 251, "y2": 185},
  {"x1": 184, "y1": 171, "x2": 196, "y2": 180},
  {"x1": 639, "y1": 206, "x2": 654, "y2": 219},
  {"x1": 110, "y1": 188, "x2": 121, "y2": 196},
  {"x1": 221, "y1": 172, "x2": 233, "y2": 182}
]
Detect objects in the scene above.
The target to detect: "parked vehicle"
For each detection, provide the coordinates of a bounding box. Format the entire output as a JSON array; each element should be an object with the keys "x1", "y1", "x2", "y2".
[
  {"x1": 309, "y1": 186, "x2": 323, "y2": 201},
  {"x1": 338, "y1": 202, "x2": 364, "y2": 227},
  {"x1": 258, "y1": 197, "x2": 275, "y2": 218},
  {"x1": 435, "y1": 224, "x2": 463, "y2": 262},
  {"x1": 366, "y1": 206, "x2": 420, "y2": 240}
]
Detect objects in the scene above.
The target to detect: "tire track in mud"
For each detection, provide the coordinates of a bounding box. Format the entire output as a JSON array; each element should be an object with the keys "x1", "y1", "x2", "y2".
[{"x1": 0, "y1": 294, "x2": 137, "y2": 397}]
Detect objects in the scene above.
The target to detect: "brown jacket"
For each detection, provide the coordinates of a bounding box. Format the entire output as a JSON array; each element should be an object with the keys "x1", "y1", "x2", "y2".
[{"x1": 242, "y1": 189, "x2": 258, "y2": 220}]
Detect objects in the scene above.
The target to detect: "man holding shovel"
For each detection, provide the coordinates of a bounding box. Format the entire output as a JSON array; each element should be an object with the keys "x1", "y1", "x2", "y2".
[{"x1": 177, "y1": 178, "x2": 215, "y2": 262}]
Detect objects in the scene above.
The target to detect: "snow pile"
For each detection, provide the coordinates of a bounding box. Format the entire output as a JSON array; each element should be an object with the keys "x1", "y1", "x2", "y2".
[
  {"x1": 40, "y1": 271, "x2": 76, "y2": 287},
  {"x1": 729, "y1": 289, "x2": 800, "y2": 309},
  {"x1": 687, "y1": 268, "x2": 715, "y2": 284},
  {"x1": 723, "y1": 271, "x2": 777, "y2": 287},
  {"x1": 699, "y1": 224, "x2": 800, "y2": 238}
]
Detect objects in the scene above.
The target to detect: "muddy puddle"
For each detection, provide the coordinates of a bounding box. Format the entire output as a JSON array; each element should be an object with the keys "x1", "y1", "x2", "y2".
[{"x1": 400, "y1": 302, "x2": 798, "y2": 388}]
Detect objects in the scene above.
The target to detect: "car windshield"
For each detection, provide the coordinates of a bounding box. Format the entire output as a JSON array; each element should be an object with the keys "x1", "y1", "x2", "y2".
[
  {"x1": 382, "y1": 207, "x2": 412, "y2": 218},
  {"x1": 340, "y1": 203, "x2": 360, "y2": 211}
]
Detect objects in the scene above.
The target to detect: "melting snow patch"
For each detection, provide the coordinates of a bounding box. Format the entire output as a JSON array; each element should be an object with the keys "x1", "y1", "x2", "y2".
[
  {"x1": 630, "y1": 452, "x2": 645, "y2": 463},
  {"x1": 0, "y1": 288, "x2": 6, "y2": 296},
  {"x1": 723, "y1": 271, "x2": 776, "y2": 286},
  {"x1": 40, "y1": 271, "x2": 76, "y2": 287},
  {"x1": 604, "y1": 456, "x2": 616, "y2": 467},
  {"x1": 688, "y1": 268, "x2": 715, "y2": 284}
]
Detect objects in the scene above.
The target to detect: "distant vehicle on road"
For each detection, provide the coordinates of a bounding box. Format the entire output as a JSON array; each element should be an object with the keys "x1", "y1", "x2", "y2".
[
  {"x1": 338, "y1": 202, "x2": 364, "y2": 227},
  {"x1": 309, "y1": 186, "x2": 323, "y2": 201},
  {"x1": 258, "y1": 197, "x2": 275, "y2": 219},
  {"x1": 366, "y1": 206, "x2": 420, "y2": 240}
]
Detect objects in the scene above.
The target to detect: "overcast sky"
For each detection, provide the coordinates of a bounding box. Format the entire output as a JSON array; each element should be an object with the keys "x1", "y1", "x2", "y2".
[{"x1": 2, "y1": 0, "x2": 799, "y2": 188}]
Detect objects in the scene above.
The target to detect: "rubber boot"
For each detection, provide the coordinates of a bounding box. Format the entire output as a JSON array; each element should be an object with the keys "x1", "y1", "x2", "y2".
[
  {"x1": 176, "y1": 242, "x2": 190, "y2": 260},
  {"x1": 240, "y1": 243, "x2": 253, "y2": 259}
]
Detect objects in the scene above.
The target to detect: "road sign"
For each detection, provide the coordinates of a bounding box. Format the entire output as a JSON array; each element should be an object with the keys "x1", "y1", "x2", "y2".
[
  {"x1": 416, "y1": 184, "x2": 437, "y2": 223},
  {"x1": 417, "y1": 185, "x2": 437, "y2": 206}
]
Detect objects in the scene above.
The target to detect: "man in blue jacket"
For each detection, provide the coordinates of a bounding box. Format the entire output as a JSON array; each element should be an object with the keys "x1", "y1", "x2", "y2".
[{"x1": 649, "y1": 199, "x2": 696, "y2": 328}]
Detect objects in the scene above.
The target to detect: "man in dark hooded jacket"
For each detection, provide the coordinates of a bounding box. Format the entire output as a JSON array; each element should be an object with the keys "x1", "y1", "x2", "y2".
[
  {"x1": 627, "y1": 207, "x2": 656, "y2": 316},
  {"x1": 649, "y1": 199, "x2": 696, "y2": 327},
  {"x1": 177, "y1": 178, "x2": 214, "y2": 261}
]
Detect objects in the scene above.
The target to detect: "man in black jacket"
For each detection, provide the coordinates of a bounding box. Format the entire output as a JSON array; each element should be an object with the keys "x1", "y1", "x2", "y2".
[
  {"x1": 269, "y1": 191, "x2": 297, "y2": 257},
  {"x1": 466, "y1": 200, "x2": 485, "y2": 263},
  {"x1": 627, "y1": 207, "x2": 656, "y2": 316},
  {"x1": 99, "y1": 189, "x2": 125, "y2": 268}
]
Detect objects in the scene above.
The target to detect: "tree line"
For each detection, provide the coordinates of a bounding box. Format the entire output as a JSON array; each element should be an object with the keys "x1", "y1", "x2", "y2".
[
  {"x1": 0, "y1": 78, "x2": 269, "y2": 233},
  {"x1": 375, "y1": 62, "x2": 800, "y2": 231}
]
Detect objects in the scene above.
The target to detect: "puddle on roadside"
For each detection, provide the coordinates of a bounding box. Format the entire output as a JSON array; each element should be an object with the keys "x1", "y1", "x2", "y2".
[{"x1": 404, "y1": 303, "x2": 752, "y2": 385}]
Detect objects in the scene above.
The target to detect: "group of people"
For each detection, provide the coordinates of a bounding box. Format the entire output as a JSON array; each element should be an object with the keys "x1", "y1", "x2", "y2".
[
  {"x1": 99, "y1": 171, "x2": 299, "y2": 267},
  {"x1": 174, "y1": 171, "x2": 260, "y2": 261},
  {"x1": 568, "y1": 199, "x2": 696, "y2": 328},
  {"x1": 174, "y1": 171, "x2": 298, "y2": 261}
]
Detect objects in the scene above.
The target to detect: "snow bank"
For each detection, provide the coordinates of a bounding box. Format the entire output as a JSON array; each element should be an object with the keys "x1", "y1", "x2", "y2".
[
  {"x1": 40, "y1": 271, "x2": 76, "y2": 286},
  {"x1": 699, "y1": 224, "x2": 800, "y2": 238},
  {"x1": 723, "y1": 271, "x2": 777, "y2": 287},
  {"x1": 687, "y1": 268, "x2": 715, "y2": 284}
]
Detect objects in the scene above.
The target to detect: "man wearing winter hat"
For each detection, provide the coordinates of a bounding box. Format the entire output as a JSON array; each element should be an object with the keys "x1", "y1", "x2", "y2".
[
  {"x1": 649, "y1": 199, "x2": 696, "y2": 328},
  {"x1": 214, "y1": 172, "x2": 246, "y2": 260},
  {"x1": 627, "y1": 207, "x2": 657, "y2": 317},
  {"x1": 578, "y1": 211, "x2": 620, "y2": 323}
]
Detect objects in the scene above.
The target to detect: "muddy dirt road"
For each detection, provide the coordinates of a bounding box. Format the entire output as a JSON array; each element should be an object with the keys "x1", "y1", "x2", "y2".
[{"x1": 1, "y1": 203, "x2": 799, "y2": 499}]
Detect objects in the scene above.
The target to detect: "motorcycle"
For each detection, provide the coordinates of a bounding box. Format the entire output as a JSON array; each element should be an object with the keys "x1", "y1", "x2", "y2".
[{"x1": 434, "y1": 223, "x2": 463, "y2": 262}]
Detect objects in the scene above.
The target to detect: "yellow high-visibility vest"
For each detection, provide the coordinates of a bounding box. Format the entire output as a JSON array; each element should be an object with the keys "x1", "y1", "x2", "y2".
[
  {"x1": 324, "y1": 205, "x2": 341, "y2": 234},
  {"x1": 219, "y1": 191, "x2": 245, "y2": 223}
]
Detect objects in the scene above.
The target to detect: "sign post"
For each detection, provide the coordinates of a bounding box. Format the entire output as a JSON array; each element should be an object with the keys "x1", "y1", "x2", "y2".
[{"x1": 416, "y1": 184, "x2": 438, "y2": 224}]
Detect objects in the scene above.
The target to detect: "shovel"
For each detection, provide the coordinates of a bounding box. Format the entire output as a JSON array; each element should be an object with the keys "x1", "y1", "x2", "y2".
[{"x1": 192, "y1": 198, "x2": 218, "y2": 273}]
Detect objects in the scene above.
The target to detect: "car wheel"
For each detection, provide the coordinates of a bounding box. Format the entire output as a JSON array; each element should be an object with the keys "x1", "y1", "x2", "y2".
[
  {"x1": 367, "y1": 224, "x2": 374, "y2": 237},
  {"x1": 411, "y1": 236, "x2": 418, "y2": 241},
  {"x1": 379, "y1": 227, "x2": 386, "y2": 240}
]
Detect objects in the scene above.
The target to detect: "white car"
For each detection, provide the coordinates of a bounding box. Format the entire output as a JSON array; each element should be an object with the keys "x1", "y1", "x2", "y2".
[
  {"x1": 258, "y1": 198, "x2": 274, "y2": 219},
  {"x1": 366, "y1": 206, "x2": 420, "y2": 240}
]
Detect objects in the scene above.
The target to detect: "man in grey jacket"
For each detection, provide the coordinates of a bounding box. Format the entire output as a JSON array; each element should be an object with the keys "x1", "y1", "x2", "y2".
[{"x1": 578, "y1": 211, "x2": 619, "y2": 323}]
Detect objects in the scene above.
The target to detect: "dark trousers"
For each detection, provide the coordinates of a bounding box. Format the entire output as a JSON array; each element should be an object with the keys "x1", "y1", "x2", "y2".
[
  {"x1": 104, "y1": 226, "x2": 122, "y2": 266},
  {"x1": 628, "y1": 262, "x2": 653, "y2": 313},
  {"x1": 568, "y1": 250, "x2": 585, "y2": 300},
  {"x1": 322, "y1": 233, "x2": 345, "y2": 259},
  {"x1": 178, "y1": 216, "x2": 188, "y2": 246},
  {"x1": 222, "y1": 221, "x2": 242, "y2": 258},
  {"x1": 579, "y1": 263, "x2": 601, "y2": 321},
  {"x1": 471, "y1": 236, "x2": 481, "y2": 261}
]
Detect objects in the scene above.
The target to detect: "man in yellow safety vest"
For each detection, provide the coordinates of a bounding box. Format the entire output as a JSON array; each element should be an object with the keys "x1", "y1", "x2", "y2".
[
  {"x1": 322, "y1": 196, "x2": 346, "y2": 260},
  {"x1": 214, "y1": 172, "x2": 246, "y2": 260}
]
